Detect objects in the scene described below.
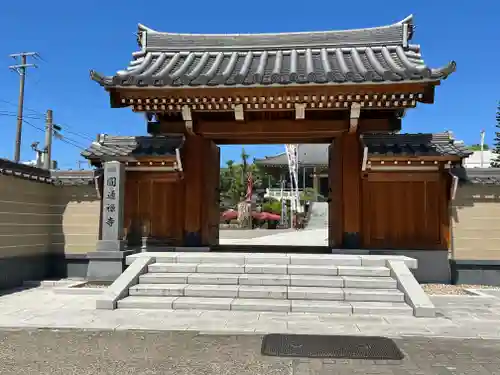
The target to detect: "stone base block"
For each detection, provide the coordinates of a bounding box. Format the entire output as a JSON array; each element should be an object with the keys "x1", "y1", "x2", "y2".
[
  {"x1": 86, "y1": 250, "x2": 135, "y2": 282},
  {"x1": 95, "y1": 240, "x2": 127, "y2": 252}
]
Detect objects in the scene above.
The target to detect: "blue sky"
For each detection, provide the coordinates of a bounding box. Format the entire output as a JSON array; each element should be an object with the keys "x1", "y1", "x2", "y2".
[{"x1": 0, "y1": 1, "x2": 498, "y2": 169}]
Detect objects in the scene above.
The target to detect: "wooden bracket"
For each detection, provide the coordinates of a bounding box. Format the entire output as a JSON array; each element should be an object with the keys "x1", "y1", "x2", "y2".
[
  {"x1": 349, "y1": 102, "x2": 361, "y2": 133},
  {"x1": 234, "y1": 104, "x2": 244, "y2": 121},
  {"x1": 181, "y1": 105, "x2": 195, "y2": 135},
  {"x1": 361, "y1": 146, "x2": 368, "y2": 171},
  {"x1": 294, "y1": 103, "x2": 306, "y2": 120}
]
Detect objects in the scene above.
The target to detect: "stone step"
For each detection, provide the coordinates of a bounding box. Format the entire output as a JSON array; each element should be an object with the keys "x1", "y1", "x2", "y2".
[
  {"x1": 139, "y1": 273, "x2": 398, "y2": 289},
  {"x1": 127, "y1": 252, "x2": 418, "y2": 269},
  {"x1": 148, "y1": 263, "x2": 391, "y2": 277},
  {"x1": 129, "y1": 284, "x2": 404, "y2": 302},
  {"x1": 118, "y1": 296, "x2": 413, "y2": 315}
]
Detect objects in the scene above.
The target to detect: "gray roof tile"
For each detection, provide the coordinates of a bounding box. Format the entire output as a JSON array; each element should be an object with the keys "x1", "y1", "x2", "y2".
[
  {"x1": 51, "y1": 170, "x2": 100, "y2": 185},
  {"x1": 362, "y1": 132, "x2": 472, "y2": 158},
  {"x1": 0, "y1": 158, "x2": 98, "y2": 185},
  {"x1": 0, "y1": 158, "x2": 52, "y2": 183},
  {"x1": 81, "y1": 135, "x2": 184, "y2": 162},
  {"x1": 91, "y1": 15, "x2": 456, "y2": 89}
]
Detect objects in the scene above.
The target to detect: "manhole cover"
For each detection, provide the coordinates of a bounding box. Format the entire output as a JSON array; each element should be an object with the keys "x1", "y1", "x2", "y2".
[{"x1": 261, "y1": 334, "x2": 404, "y2": 359}]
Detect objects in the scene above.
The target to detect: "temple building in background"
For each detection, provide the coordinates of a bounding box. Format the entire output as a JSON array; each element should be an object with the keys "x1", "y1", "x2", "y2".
[
  {"x1": 256, "y1": 132, "x2": 474, "y2": 200},
  {"x1": 254, "y1": 144, "x2": 329, "y2": 198}
]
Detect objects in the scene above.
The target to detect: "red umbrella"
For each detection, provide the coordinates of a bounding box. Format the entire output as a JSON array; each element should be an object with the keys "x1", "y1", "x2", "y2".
[
  {"x1": 254, "y1": 211, "x2": 280, "y2": 221},
  {"x1": 221, "y1": 209, "x2": 237, "y2": 220}
]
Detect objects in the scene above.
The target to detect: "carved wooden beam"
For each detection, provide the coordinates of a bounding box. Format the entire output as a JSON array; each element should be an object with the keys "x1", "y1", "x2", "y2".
[
  {"x1": 234, "y1": 104, "x2": 244, "y2": 121},
  {"x1": 181, "y1": 105, "x2": 194, "y2": 135},
  {"x1": 294, "y1": 103, "x2": 306, "y2": 120},
  {"x1": 349, "y1": 103, "x2": 361, "y2": 133}
]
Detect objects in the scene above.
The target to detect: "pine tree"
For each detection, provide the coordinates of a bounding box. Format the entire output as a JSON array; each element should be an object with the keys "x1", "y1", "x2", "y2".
[{"x1": 491, "y1": 101, "x2": 500, "y2": 168}]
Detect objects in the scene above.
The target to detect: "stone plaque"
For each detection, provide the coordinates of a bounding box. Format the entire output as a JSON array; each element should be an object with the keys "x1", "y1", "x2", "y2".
[{"x1": 101, "y1": 161, "x2": 125, "y2": 241}]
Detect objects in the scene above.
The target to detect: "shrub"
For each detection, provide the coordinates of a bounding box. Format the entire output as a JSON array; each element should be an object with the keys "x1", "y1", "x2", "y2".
[{"x1": 262, "y1": 199, "x2": 282, "y2": 214}]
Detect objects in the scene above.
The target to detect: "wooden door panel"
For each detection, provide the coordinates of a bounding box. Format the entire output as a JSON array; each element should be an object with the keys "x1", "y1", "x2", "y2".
[
  {"x1": 124, "y1": 172, "x2": 183, "y2": 244},
  {"x1": 362, "y1": 175, "x2": 443, "y2": 250}
]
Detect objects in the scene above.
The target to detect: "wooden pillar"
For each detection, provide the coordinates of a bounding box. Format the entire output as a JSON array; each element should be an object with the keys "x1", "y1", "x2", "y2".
[
  {"x1": 340, "y1": 133, "x2": 362, "y2": 248},
  {"x1": 201, "y1": 140, "x2": 220, "y2": 246},
  {"x1": 182, "y1": 135, "x2": 205, "y2": 246},
  {"x1": 328, "y1": 141, "x2": 342, "y2": 247}
]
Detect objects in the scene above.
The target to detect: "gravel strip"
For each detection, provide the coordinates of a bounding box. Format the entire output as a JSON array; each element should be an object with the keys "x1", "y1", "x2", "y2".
[{"x1": 422, "y1": 284, "x2": 500, "y2": 295}]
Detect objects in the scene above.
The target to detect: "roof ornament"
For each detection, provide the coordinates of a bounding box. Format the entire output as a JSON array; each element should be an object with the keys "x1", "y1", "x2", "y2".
[
  {"x1": 396, "y1": 15, "x2": 414, "y2": 25},
  {"x1": 137, "y1": 24, "x2": 158, "y2": 48}
]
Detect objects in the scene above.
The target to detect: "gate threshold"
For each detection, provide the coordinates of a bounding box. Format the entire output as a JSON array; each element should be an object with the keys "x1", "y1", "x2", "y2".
[{"x1": 211, "y1": 245, "x2": 332, "y2": 254}]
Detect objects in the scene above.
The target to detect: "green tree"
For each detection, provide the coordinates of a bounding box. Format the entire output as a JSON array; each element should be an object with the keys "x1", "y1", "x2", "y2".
[
  {"x1": 491, "y1": 102, "x2": 500, "y2": 168},
  {"x1": 240, "y1": 148, "x2": 250, "y2": 187},
  {"x1": 468, "y1": 144, "x2": 489, "y2": 151},
  {"x1": 219, "y1": 149, "x2": 279, "y2": 206}
]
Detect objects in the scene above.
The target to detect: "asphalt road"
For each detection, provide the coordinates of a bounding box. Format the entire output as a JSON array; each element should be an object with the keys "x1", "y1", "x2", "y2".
[{"x1": 0, "y1": 329, "x2": 499, "y2": 375}]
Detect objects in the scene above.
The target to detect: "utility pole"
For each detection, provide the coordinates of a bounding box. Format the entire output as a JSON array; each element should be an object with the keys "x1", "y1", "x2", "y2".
[
  {"x1": 9, "y1": 52, "x2": 39, "y2": 163},
  {"x1": 76, "y1": 160, "x2": 88, "y2": 170},
  {"x1": 30, "y1": 141, "x2": 44, "y2": 168},
  {"x1": 43, "y1": 109, "x2": 53, "y2": 169}
]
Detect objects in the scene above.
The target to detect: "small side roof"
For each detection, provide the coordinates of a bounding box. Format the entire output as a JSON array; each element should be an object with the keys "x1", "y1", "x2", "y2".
[
  {"x1": 81, "y1": 135, "x2": 185, "y2": 166},
  {"x1": 361, "y1": 132, "x2": 472, "y2": 158}
]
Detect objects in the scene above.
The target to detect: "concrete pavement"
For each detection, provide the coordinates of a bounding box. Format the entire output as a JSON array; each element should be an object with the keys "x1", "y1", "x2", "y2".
[
  {"x1": 0, "y1": 329, "x2": 499, "y2": 375},
  {"x1": 2, "y1": 284, "x2": 500, "y2": 339},
  {"x1": 220, "y1": 228, "x2": 328, "y2": 246}
]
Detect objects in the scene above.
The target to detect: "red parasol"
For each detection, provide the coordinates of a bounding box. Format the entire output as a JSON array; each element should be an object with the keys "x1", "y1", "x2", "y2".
[
  {"x1": 253, "y1": 211, "x2": 280, "y2": 221},
  {"x1": 221, "y1": 209, "x2": 238, "y2": 220}
]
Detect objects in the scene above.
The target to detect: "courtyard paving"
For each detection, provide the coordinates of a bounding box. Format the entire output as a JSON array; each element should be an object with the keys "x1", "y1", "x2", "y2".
[
  {"x1": 2, "y1": 284, "x2": 500, "y2": 340},
  {"x1": 219, "y1": 228, "x2": 328, "y2": 246}
]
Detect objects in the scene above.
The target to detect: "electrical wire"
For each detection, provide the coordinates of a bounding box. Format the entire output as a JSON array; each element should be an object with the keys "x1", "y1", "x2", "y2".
[
  {"x1": 0, "y1": 98, "x2": 96, "y2": 142},
  {"x1": 21, "y1": 119, "x2": 88, "y2": 151}
]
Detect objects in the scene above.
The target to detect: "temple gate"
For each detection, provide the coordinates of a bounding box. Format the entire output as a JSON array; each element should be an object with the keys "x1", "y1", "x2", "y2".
[{"x1": 85, "y1": 15, "x2": 470, "y2": 260}]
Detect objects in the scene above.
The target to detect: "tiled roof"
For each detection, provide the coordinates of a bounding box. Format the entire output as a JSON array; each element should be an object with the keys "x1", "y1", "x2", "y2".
[
  {"x1": 0, "y1": 158, "x2": 98, "y2": 185},
  {"x1": 91, "y1": 15, "x2": 456, "y2": 89},
  {"x1": 51, "y1": 170, "x2": 101, "y2": 185},
  {"x1": 255, "y1": 144, "x2": 329, "y2": 166},
  {"x1": 0, "y1": 158, "x2": 52, "y2": 183},
  {"x1": 362, "y1": 132, "x2": 472, "y2": 158},
  {"x1": 451, "y1": 167, "x2": 500, "y2": 185},
  {"x1": 81, "y1": 135, "x2": 184, "y2": 163}
]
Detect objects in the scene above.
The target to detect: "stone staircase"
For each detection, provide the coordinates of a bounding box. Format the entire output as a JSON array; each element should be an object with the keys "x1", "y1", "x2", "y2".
[
  {"x1": 113, "y1": 253, "x2": 433, "y2": 316},
  {"x1": 306, "y1": 202, "x2": 328, "y2": 229}
]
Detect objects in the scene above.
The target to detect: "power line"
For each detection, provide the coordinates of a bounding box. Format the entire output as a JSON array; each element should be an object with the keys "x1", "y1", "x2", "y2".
[
  {"x1": 0, "y1": 112, "x2": 43, "y2": 120},
  {"x1": 22, "y1": 119, "x2": 87, "y2": 151},
  {"x1": 54, "y1": 125, "x2": 95, "y2": 142},
  {"x1": 8, "y1": 52, "x2": 40, "y2": 162},
  {"x1": 0, "y1": 99, "x2": 42, "y2": 116},
  {"x1": 1, "y1": 110, "x2": 94, "y2": 143},
  {"x1": 0, "y1": 97, "x2": 97, "y2": 142}
]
